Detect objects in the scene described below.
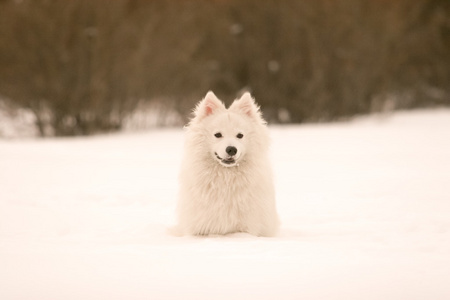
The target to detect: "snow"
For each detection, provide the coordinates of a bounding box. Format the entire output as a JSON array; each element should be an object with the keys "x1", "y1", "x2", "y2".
[
  {"x1": 0, "y1": 101, "x2": 38, "y2": 138},
  {"x1": 1, "y1": 109, "x2": 450, "y2": 300}
]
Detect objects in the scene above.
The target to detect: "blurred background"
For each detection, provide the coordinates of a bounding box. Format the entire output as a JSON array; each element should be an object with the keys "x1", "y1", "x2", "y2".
[{"x1": 0, "y1": 0, "x2": 449, "y2": 137}]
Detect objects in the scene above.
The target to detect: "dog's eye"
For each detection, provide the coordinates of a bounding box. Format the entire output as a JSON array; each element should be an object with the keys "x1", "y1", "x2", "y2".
[
  {"x1": 214, "y1": 132, "x2": 222, "y2": 138},
  {"x1": 236, "y1": 133, "x2": 244, "y2": 139}
]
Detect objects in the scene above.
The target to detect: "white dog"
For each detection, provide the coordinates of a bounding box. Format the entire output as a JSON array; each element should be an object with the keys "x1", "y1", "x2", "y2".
[{"x1": 175, "y1": 91, "x2": 279, "y2": 237}]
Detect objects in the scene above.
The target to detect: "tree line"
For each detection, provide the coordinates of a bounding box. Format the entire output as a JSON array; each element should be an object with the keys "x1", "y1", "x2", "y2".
[{"x1": 0, "y1": 0, "x2": 449, "y2": 136}]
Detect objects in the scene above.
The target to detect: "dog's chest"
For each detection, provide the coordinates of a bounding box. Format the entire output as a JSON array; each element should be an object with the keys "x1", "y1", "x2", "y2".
[{"x1": 206, "y1": 168, "x2": 251, "y2": 203}]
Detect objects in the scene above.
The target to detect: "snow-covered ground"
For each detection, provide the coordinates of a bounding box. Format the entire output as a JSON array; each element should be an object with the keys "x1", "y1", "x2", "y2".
[{"x1": 1, "y1": 109, "x2": 449, "y2": 300}]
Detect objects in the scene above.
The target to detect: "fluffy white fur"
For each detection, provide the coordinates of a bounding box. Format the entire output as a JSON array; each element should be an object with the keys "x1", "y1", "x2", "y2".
[{"x1": 175, "y1": 91, "x2": 280, "y2": 237}]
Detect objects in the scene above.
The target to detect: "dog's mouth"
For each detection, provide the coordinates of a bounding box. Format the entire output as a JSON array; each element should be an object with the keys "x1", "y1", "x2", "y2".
[{"x1": 215, "y1": 152, "x2": 237, "y2": 166}]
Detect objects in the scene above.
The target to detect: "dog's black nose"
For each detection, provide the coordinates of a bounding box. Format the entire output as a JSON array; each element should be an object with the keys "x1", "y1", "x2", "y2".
[{"x1": 226, "y1": 146, "x2": 237, "y2": 156}]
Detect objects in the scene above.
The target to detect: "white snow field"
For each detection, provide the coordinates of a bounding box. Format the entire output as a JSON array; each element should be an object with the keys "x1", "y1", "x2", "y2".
[{"x1": 1, "y1": 109, "x2": 449, "y2": 300}]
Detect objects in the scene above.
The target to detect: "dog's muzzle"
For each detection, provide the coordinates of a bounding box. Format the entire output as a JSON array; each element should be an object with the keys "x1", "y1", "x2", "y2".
[{"x1": 215, "y1": 152, "x2": 237, "y2": 166}]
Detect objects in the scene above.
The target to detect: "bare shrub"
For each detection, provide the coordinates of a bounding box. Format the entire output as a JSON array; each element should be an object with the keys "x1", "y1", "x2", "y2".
[{"x1": 0, "y1": 0, "x2": 448, "y2": 136}]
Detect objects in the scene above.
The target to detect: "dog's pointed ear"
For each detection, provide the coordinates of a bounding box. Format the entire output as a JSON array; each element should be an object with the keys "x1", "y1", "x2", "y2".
[
  {"x1": 230, "y1": 92, "x2": 265, "y2": 123},
  {"x1": 193, "y1": 91, "x2": 226, "y2": 120}
]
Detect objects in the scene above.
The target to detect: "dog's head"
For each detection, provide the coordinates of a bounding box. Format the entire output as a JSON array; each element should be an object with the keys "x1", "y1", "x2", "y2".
[{"x1": 190, "y1": 91, "x2": 266, "y2": 168}]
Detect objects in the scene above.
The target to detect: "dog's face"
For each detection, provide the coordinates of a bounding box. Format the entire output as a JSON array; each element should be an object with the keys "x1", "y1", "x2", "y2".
[
  {"x1": 190, "y1": 91, "x2": 266, "y2": 168},
  {"x1": 208, "y1": 112, "x2": 248, "y2": 167}
]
